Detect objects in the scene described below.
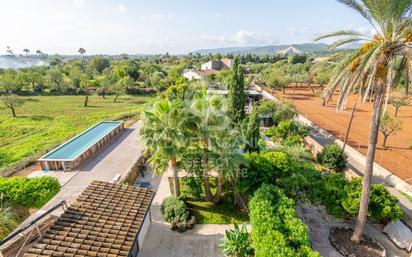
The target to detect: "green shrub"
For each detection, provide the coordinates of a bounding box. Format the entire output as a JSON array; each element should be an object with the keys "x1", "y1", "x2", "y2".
[
  {"x1": 282, "y1": 145, "x2": 312, "y2": 162},
  {"x1": 0, "y1": 176, "x2": 60, "y2": 208},
  {"x1": 160, "y1": 196, "x2": 189, "y2": 223},
  {"x1": 181, "y1": 176, "x2": 203, "y2": 199},
  {"x1": 277, "y1": 169, "x2": 323, "y2": 202},
  {"x1": 316, "y1": 144, "x2": 347, "y2": 172},
  {"x1": 273, "y1": 120, "x2": 310, "y2": 142},
  {"x1": 249, "y1": 184, "x2": 320, "y2": 257},
  {"x1": 238, "y1": 151, "x2": 291, "y2": 195},
  {"x1": 219, "y1": 223, "x2": 253, "y2": 257},
  {"x1": 342, "y1": 179, "x2": 403, "y2": 223},
  {"x1": 161, "y1": 196, "x2": 196, "y2": 232},
  {"x1": 320, "y1": 173, "x2": 349, "y2": 218}
]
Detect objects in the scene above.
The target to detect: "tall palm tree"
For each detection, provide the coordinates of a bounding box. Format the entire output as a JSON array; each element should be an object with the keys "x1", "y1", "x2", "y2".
[
  {"x1": 316, "y1": 0, "x2": 412, "y2": 243},
  {"x1": 23, "y1": 48, "x2": 30, "y2": 57},
  {"x1": 36, "y1": 50, "x2": 42, "y2": 57},
  {"x1": 142, "y1": 99, "x2": 199, "y2": 196},
  {"x1": 78, "y1": 48, "x2": 86, "y2": 58},
  {"x1": 190, "y1": 87, "x2": 227, "y2": 202}
]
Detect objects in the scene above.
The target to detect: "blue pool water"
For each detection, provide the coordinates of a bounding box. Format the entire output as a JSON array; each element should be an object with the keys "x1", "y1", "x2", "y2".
[{"x1": 41, "y1": 121, "x2": 122, "y2": 160}]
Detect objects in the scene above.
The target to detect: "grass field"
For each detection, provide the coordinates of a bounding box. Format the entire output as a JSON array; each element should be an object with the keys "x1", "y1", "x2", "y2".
[{"x1": 0, "y1": 95, "x2": 152, "y2": 173}]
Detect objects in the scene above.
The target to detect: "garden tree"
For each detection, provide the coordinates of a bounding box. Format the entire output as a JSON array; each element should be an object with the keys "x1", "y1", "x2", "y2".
[
  {"x1": 0, "y1": 70, "x2": 20, "y2": 93},
  {"x1": 79, "y1": 74, "x2": 91, "y2": 107},
  {"x1": 190, "y1": 88, "x2": 227, "y2": 202},
  {"x1": 113, "y1": 76, "x2": 133, "y2": 103},
  {"x1": 228, "y1": 57, "x2": 246, "y2": 123},
  {"x1": 49, "y1": 55, "x2": 62, "y2": 67},
  {"x1": 388, "y1": 96, "x2": 409, "y2": 117},
  {"x1": 208, "y1": 127, "x2": 247, "y2": 208},
  {"x1": 142, "y1": 99, "x2": 199, "y2": 196},
  {"x1": 89, "y1": 56, "x2": 110, "y2": 74},
  {"x1": 23, "y1": 49, "x2": 30, "y2": 57},
  {"x1": 1, "y1": 94, "x2": 25, "y2": 118},
  {"x1": 245, "y1": 105, "x2": 260, "y2": 152},
  {"x1": 78, "y1": 48, "x2": 86, "y2": 58},
  {"x1": 379, "y1": 113, "x2": 402, "y2": 148},
  {"x1": 26, "y1": 69, "x2": 44, "y2": 91},
  {"x1": 316, "y1": 0, "x2": 412, "y2": 243},
  {"x1": 69, "y1": 66, "x2": 82, "y2": 89},
  {"x1": 46, "y1": 67, "x2": 65, "y2": 92}
]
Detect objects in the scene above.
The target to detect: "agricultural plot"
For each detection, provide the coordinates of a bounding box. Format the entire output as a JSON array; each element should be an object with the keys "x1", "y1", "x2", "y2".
[{"x1": 0, "y1": 95, "x2": 151, "y2": 173}]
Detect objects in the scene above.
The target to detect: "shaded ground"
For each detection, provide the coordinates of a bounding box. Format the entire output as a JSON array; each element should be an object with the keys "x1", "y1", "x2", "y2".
[
  {"x1": 271, "y1": 85, "x2": 412, "y2": 185},
  {"x1": 299, "y1": 204, "x2": 409, "y2": 257}
]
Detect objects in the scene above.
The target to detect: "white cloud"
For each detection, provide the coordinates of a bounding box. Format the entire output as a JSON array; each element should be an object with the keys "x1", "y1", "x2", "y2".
[
  {"x1": 200, "y1": 30, "x2": 278, "y2": 46},
  {"x1": 139, "y1": 14, "x2": 174, "y2": 22},
  {"x1": 116, "y1": 5, "x2": 127, "y2": 14},
  {"x1": 72, "y1": 0, "x2": 86, "y2": 8}
]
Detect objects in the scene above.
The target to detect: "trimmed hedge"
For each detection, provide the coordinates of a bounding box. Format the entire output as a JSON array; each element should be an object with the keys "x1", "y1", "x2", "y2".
[
  {"x1": 249, "y1": 184, "x2": 320, "y2": 257},
  {"x1": 238, "y1": 151, "x2": 291, "y2": 195},
  {"x1": 0, "y1": 176, "x2": 60, "y2": 208}
]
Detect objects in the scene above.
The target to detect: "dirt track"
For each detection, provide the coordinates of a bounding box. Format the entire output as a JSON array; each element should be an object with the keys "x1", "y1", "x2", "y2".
[{"x1": 269, "y1": 85, "x2": 412, "y2": 185}]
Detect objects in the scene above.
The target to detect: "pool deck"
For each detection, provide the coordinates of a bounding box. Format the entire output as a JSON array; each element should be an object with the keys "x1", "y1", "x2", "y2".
[{"x1": 26, "y1": 121, "x2": 144, "y2": 217}]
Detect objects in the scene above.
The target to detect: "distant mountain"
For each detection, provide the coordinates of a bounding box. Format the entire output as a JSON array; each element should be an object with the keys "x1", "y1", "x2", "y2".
[{"x1": 194, "y1": 43, "x2": 329, "y2": 55}]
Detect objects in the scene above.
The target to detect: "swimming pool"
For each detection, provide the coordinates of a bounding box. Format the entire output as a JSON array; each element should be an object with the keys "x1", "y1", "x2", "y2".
[{"x1": 38, "y1": 121, "x2": 124, "y2": 171}]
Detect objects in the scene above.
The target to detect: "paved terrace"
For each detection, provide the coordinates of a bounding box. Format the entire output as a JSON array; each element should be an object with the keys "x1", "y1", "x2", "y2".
[{"x1": 26, "y1": 121, "x2": 144, "y2": 219}]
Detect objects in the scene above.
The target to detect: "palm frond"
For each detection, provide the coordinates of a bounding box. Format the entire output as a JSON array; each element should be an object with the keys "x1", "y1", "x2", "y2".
[{"x1": 315, "y1": 30, "x2": 368, "y2": 41}]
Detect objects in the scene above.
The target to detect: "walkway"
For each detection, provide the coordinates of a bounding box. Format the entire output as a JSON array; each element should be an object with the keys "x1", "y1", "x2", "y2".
[{"x1": 137, "y1": 167, "x2": 227, "y2": 257}]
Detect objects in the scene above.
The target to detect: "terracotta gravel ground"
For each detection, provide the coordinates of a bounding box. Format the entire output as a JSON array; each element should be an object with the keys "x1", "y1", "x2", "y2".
[{"x1": 269, "y1": 85, "x2": 412, "y2": 185}]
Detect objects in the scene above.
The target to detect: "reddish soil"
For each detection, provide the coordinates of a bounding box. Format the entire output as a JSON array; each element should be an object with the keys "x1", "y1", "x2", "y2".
[{"x1": 269, "y1": 85, "x2": 412, "y2": 185}]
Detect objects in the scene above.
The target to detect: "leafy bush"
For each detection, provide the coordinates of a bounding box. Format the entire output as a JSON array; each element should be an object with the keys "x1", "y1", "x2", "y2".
[
  {"x1": 181, "y1": 176, "x2": 203, "y2": 199},
  {"x1": 316, "y1": 144, "x2": 347, "y2": 172},
  {"x1": 281, "y1": 145, "x2": 312, "y2": 162},
  {"x1": 249, "y1": 184, "x2": 320, "y2": 257},
  {"x1": 219, "y1": 223, "x2": 253, "y2": 257},
  {"x1": 319, "y1": 173, "x2": 349, "y2": 218},
  {"x1": 342, "y1": 179, "x2": 403, "y2": 223},
  {"x1": 273, "y1": 120, "x2": 310, "y2": 142},
  {"x1": 161, "y1": 196, "x2": 196, "y2": 232},
  {"x1": 277, "y1": 169, "x2": 323, "y2": 202},
  {"x1": 161, "y1": 196, "x2": 189, "y2": 223},
  {"x1": 257, "y1": 100, "x2": 297, "y2": 125},
  {"x1": 0, "y1": 176, "x2": 60, "y2": 208},
  {"x1": 238, "y1": 151, "x2": 291, "y2": 195}
]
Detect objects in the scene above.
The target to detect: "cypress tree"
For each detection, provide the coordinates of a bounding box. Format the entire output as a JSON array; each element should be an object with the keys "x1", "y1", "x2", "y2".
[
  {"x1": 245, "y1": 104, "x2": 260, "y2": 152},
  {"x1": 228, "y1": 57, "x2": 246, "y2": 123}
]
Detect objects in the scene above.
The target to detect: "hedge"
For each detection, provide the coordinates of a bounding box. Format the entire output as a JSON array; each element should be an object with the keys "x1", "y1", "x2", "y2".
[
  {"x1": 249, "y1": 184, "x2": 321, "y2": 257},
  {"x1": 0, "y1": 176, "x2": 60, "y2": 208},
  {"x1": 238, "y1": 151, "x2": 291, "y2": 195}
]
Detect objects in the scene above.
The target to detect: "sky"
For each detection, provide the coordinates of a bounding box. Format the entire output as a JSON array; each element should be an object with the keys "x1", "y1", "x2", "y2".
[{"x1": 0, "y1": 0, "x2": 372, "y2": 55}]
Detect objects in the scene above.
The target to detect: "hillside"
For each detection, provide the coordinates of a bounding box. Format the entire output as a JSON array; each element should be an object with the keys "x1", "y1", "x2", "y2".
[{"x1": 194, "y1": 43, "x2": 329, "y2": 55}]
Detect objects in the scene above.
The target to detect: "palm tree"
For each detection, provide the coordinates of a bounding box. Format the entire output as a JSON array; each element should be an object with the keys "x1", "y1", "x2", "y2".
[
  {"x1": 36, "y1": 50, "x2": 42, "y2": 57},
  {"x1": 23, "y1": 48, "x2": 30, "y2": 57},
  {"x1": 190, "y1": 88, "x2": 228, "y2": 202},
  {"x1": 142, "y1": 99, "x2": 199, "y2": 196},
  {"x1": 316, "y1": 0, "x2": 412, "y2": 243},
  {"x1": 78, "y1": 48, "x2": 86, "y2": 58}
]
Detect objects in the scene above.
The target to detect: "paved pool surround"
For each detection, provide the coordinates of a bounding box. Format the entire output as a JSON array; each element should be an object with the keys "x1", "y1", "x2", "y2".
[{"x1": 38, "y1": 121, "x2": 124, "y2": 171}]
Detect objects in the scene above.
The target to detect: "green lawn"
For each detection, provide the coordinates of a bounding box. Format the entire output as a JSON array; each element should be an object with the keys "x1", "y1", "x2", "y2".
[
  {"x1": 0, "y1": 94, "x2": 152, "y2": 173},
  {"x1": 187, "y1": 197, "x2": 249, "y2": 224},
  {"x1": 178, "y1": 177, "x2": 249, "y2": 224}
]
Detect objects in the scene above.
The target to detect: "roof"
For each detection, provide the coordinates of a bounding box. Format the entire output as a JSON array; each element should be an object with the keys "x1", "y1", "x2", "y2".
[{"x1": 23, "y1": 181, "x2": 154, "y2": 257}]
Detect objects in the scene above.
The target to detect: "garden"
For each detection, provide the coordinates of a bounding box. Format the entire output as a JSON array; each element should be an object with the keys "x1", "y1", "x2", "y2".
[{"x1": 142, "y1": 57, "x2": 405, "y2": 257}]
